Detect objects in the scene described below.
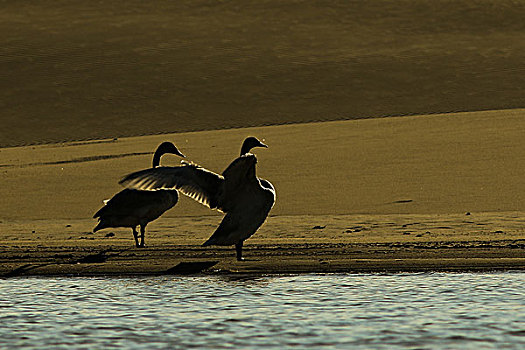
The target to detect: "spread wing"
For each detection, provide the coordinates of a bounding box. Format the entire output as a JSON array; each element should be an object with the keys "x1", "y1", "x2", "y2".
[
  {"x1": 219, "y1": 154, "x2": 258, "y2": 210},
  {"x1": 119, "y1": 155, "x2": 258, "y2": 212},
  {"x1": 119, "y1": 163, "x2": 225, "y2": 210},
  {"x1": 222, "y1": 154, "x2": 257, "y2": 188}
]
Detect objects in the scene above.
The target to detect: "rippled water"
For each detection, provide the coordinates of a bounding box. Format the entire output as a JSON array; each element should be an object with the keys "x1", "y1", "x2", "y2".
[{"x1": 1, "y1": 272, "x2": 524, "y2": 349}]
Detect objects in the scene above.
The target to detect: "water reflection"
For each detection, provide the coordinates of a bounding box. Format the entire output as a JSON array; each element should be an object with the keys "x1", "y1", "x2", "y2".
[{"x1": 1, "y1": 272, "x2": 524, "y2": 349}]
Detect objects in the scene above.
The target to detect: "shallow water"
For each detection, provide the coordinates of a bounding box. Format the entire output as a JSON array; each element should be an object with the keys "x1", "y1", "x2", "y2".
[{"x1": 1, "y1": 272, "x2": 524, "y2": 349}]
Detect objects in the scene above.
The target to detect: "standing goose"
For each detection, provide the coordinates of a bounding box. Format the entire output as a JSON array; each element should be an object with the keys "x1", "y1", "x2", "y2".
[
  {"x1": 119, "y1": 137, "x2": 275, "y2": 260},
  {"x1": 93, "y1": 142, "x2": 185, "y2": 248}
]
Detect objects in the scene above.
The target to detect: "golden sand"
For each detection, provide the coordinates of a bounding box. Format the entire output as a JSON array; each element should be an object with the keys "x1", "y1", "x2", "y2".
[
  {"x1": 2, "y1": 0, "x2": 525, "y2": 147},
  {"x1": 1, "y1": 110, "x2": 524, "y2": 275},
  {"x1": 2, "y1": 1, "x2": 525, "y2": 275}
]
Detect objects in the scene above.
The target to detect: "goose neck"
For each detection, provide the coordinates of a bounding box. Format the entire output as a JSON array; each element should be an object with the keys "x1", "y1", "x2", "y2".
[
  {"x1": 240, "y1": 143, "x2": 251, "y2": 156},
  {"x1": 152, "y1": 149, "x2": 165, "y2": 167}
]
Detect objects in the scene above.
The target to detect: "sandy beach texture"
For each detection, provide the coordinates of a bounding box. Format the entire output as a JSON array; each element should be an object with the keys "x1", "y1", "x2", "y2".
[
  {"x1": 1, "y1": 0, "x2": 525, "y2": 275},
  {"x1": 2, "y1": 0, "x2": 525, "y2": 147},
  {"x1": 1, "y1": 110, "x2": 524, "y2": 275}
]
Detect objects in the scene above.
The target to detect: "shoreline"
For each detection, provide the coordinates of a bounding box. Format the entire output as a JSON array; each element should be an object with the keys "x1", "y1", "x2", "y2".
[
  {"x1": 2, "y1": 212, "x2": 524, "y2": 277},
  {"x1": 2, "y1": 237, "x2": 524, "y2": 277},
  {"x1": 5, "y1": 268, "x2": 525, "y2": 279},
  {"x1": 3, "y1": 258, "x2": 525, "y2": 278}
]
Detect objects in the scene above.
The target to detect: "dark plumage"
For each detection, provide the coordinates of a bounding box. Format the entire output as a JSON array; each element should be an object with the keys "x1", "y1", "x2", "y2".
[
  {"x1": 120, "y1": 136, "x2": 275, "y2": 260},
  {"x1": 93, "y1": 142, "x2": 185, "y2": 247}
]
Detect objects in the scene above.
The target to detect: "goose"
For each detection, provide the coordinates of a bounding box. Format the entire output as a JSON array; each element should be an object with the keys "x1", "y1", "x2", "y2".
[
  {"x1": 93, "y1": 142, "x2": 185, "y2": 248},
  {"x1": 119, "y1": 136, "x2": 275, "y2": 260}
]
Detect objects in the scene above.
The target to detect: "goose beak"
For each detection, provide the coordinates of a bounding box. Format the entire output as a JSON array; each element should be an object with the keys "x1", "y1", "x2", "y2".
[
  {"x1": 171, "y1": 148, "x2": 185, "y2": 158},
  {"x1": 259, "y1": 141, "x2": 268, "y2": 148}
]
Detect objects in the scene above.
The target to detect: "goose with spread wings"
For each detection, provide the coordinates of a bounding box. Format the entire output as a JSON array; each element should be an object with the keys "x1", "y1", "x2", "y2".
[
  {"x1": 119, "y1": 137, "x2": 275, "y2": 260},
  {"x1": 93, "y1": 142, "x2": 185, "y2": 248}
]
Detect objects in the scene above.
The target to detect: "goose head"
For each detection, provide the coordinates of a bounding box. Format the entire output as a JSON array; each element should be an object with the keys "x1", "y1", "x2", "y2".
[
  {"x1": 152, "y1": 142, "x2": 185, "y2": 167},
  {"x1": 240, "y1": 136, "x2": 268, "y2": 156}
]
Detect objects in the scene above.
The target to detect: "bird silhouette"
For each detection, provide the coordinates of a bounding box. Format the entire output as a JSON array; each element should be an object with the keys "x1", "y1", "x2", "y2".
[
  {"x1": 120, "y1": 137, "x2": 275, "y2": 260},
  {"x1": 93, "y1": 142, "x2": 185, "y2": 247}
]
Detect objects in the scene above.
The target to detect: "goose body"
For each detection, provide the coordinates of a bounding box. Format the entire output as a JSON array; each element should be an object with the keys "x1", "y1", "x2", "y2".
[
  {"x1": 93, "y1": 142, "x2": 185, "y2": 247},
  {"x1": 120, "y1": 137, "x2": 275, "y2": 259},
  {"x1": 203, "y1": 154, "x2": 275, "y2": 247}
]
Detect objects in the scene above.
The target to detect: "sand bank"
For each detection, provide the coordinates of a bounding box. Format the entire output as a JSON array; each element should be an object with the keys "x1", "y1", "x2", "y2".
[
  {"x1": 2, "y1": 0, "x2": 525, "y2": 147},
  {"x1": 1, "y1": 213, "x2": 524, "y2": 276},
  {"x1": 1, "y1": 110, "x2": 524, "y2": 275},
  {"x1": 1, "y1": 109, "x2": 524, "y2": 220}
]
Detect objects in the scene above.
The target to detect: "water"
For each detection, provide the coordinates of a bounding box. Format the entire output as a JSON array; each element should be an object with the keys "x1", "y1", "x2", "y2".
[{"x1": 1, "y1": 272, "x2": 524, "y2": 349}]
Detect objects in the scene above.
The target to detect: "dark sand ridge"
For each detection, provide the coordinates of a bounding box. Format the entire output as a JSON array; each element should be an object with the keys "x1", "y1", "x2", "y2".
[
  {"x1": 2, "y1": 0, "x2": 525, "y2": 147},
  {"x1": 1, "y1": 110, "x2": 524, "y2": 275}
]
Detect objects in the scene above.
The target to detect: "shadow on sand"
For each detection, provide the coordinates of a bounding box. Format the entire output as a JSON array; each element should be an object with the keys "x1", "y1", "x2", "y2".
[{"x1": 164, "y1": 261, "x2": 219, "y2": 275}]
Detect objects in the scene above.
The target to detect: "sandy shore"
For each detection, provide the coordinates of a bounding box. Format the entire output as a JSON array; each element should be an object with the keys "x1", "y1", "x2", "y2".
[
  {"x1": 2, "y1": 1, "x2": 525, "y2": 277},
  {"x1": 1, "y1": 213, "x2": 524, "y2": 276},
  {"x1": 1, "y1": 109, "x2": 525, "y2": 275}
]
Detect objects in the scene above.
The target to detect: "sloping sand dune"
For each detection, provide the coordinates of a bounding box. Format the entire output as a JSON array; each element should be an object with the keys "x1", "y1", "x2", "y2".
[
  {"x1": 1, "y1": 109, "x2": 524, "y2": 220},
  {"x1": 2, "y1": 0, "x2": 525, "y2": 146},
  {"x1": 1, "y1": 109, "x2": 524, "y2": 275}
]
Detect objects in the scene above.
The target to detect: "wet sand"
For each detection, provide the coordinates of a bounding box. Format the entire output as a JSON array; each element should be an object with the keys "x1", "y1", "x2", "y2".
[{"x1": 1, "y1": 213, "x2": 524, "y2": 276}]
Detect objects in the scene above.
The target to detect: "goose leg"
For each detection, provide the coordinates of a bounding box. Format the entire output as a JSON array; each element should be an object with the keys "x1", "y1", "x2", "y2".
[
  {"x1": 132, "y1": 226, "x2": 140, "y2": 248},
  {"x1": 139, "y1": 224, "x2": 146, "y2": 248},
  {"x1": 235, "y1": 241, "x2": 244, "y2": 261}
]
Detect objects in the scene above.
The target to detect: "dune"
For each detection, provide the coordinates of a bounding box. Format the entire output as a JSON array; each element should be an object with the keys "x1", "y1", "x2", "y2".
[
  {"x1": 1, "y1": 109, "x2": 524, "y2": 275},
  {"x1": 2, "y1": 0, "x2": 525, "y2": 147},
  {"x1": 1, "y1": 108, "x2": 524, "y2": 220}
]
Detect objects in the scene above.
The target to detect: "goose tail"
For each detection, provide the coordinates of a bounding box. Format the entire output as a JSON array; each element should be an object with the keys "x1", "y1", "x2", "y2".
[
  {"x1": 202, "y1": 238, "x2": 216, "y2": 247},
  {"x1": 93, "y1": 221, "x2": 106, "y2": 233}
]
